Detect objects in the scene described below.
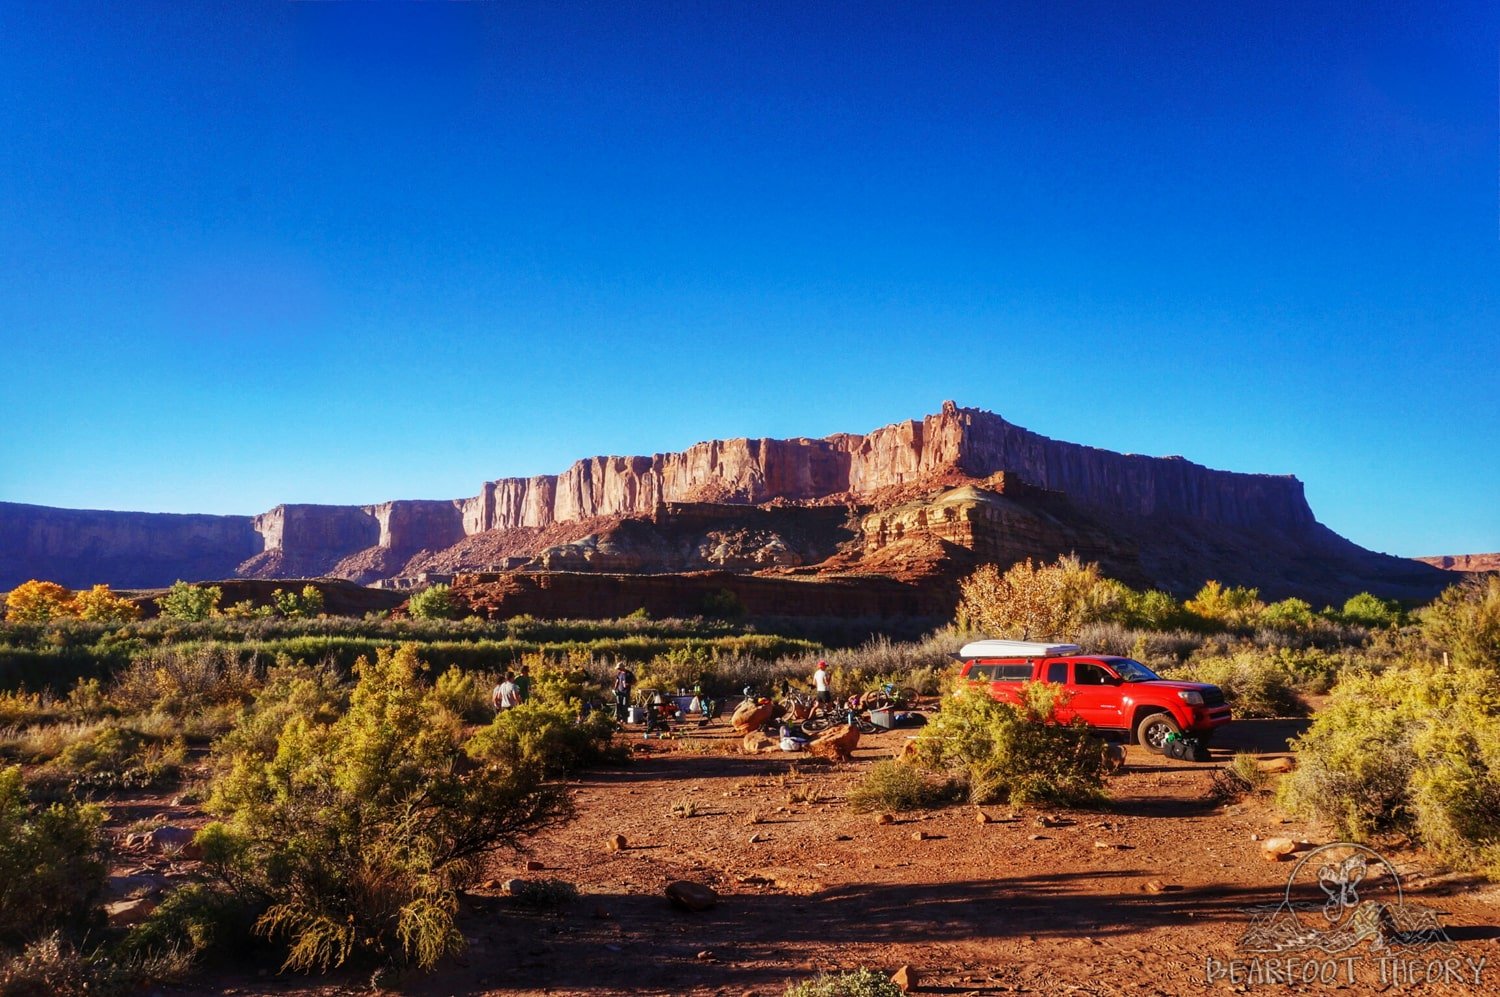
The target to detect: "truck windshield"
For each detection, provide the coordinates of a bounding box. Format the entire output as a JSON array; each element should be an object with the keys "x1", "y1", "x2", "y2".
[{"x1": 1113, "y1": 659, "x2": 1161, "y2": 682}]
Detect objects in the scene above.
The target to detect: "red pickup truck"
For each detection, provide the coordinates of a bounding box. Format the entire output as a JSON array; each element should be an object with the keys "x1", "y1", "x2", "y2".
[{"x1": 956, "y1": 640, "x2": 1232, "y2": 751}]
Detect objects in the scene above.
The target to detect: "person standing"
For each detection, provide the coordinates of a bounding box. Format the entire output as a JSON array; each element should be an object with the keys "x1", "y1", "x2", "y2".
[
  {"x1": 812, "y1": 660, "x2": 832, "y2": 705},
  {"x1": 613, "y1": 664, "x2": 635, "y2": 721},
  {"x1": 515, "y1": 664, "x2": 532, "y2": 704},
  {"x1": 493, "y1": 672, "x2": 521, "y2": 712}
]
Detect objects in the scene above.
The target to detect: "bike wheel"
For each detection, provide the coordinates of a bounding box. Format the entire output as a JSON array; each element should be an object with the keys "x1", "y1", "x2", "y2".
[
  {"x1": 863, "y1": 690, "x2": 893, "y2": 712},
  {"x1": 897, "y1": 686, "x2": 920, "y2": 705},
  {"x1": 801, "y1": 713, "x2": 833, "y2": 734},
  {"x1": 853, "y1": 715, "x2": 879, "y2": 735}
]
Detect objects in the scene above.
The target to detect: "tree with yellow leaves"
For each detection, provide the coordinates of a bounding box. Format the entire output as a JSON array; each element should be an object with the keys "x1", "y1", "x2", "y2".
[
  {"x1": 69, "y1": 584, "x2": 140, "y2": 624},
  {"x1": 2, "y1": 580, "x2": 74, "y2": 623}
]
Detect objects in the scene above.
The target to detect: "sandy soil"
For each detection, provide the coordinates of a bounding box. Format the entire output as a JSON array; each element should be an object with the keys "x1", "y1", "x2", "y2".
[{"x1": 126, "y1": 717, "x2": 1499, "y2": 997}]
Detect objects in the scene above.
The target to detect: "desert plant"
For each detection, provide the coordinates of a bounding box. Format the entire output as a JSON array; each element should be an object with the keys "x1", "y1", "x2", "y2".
[
  {"x1": 119, "y1": 884, "x2": 254, "y2": 965},
  {"x1": 1183, "y1": 581, "x2": 1264, "y2": 631},
  {"x1": 198, "y1": 644, "x2": 570, "y2": 972},
  {"x1": 407, "y1": 583, "x2": 459, "y2": 621},
  {"x1": 1338, "y1": 592, "x2": 1404, "y2": 629},
  {"x1": 155, "y1": 582, "x2": 222, "y2": 622},
  {"x1": 1165, "y1": 650, "x2": 1306, "y2": 718},
  {"x1": 785, "y1": 968, "x2": 905, "y2": 997},
  {"x1": 68, "y1": 585, "x2": 140, "y2": 625},
  {"x1": 465, "y1": 700, "x2": 623, "y2": 779},
  {"x1": 1280, "y1": 660, "x2": 1500, "y2": 873},
  {"x1": 0, "y1": 766, "x2": 107, "y2": 943},
  {"x1": 846, "y1": 761, "x2": 956, "y2": 813},
  {"x1": 912, "y1": 684, "x2": 1108, "y2": 806},
  {"x1": 955, "y1": 555, "x2": 1108, "y2": 641},
  {"x1": 2, "y1": 581, "x2": 74, "y2": 625},
  {"x1": 505, "y1": 878, "x2": 579, "y2": 908},
  {"x1": 1421, "y1": 575, "x2": 1500, "y2": 669}
]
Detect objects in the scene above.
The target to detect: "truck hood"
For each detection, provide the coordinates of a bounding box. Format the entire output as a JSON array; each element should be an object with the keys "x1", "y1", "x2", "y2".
[{"x1": 1130, "y1": 679, "x2": 1220, "y2": 693}]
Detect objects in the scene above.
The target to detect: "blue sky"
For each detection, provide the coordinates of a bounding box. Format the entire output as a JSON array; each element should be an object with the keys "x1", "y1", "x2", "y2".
[{"x1": 1, "y1": 1, "x2": 1495, "y2": 558}]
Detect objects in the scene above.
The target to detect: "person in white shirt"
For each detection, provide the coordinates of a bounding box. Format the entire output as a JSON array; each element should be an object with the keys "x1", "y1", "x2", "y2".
[
  {"x1": 813, "y1": 660, "x2": 832, "y2": 705},
  {"x1": 493, "y1": 672, "x2": 522, "y2": 712}
]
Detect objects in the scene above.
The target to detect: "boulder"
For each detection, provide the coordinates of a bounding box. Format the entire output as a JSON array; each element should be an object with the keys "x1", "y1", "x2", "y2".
[
  {"x1": 144, "y1": 825, "x2": 202, "y2": 859},
  {"x1": 732, "y1": 700, "x2": 775, "y2": 734},
  {"x1": 891, "y1": 965, "x2": 918, "y2": 993},
  {"x1": 1261, "y1": 837, "x2": 1298, "y2": 861},
  {"x1": 742, "y1": 732, "x2": 776, "y2": 754},
  {"x1": 608, "y1": 833, "x2": 628, "y2": 852},
  {"x1": 106, "y1": 897, "x2": 159, "y2": 927},
  {"x1": 665, "y1": 880, "x2": 720, "y2": 912},
  {"x1": 808, "y1": 724, "x2": 860, "y2": 762}
]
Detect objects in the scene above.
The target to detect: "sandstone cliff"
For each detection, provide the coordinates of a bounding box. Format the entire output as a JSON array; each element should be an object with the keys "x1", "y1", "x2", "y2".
[
  {"x1": 0, "y1": 403, "x2": 1454, "y2": 604},
  {"x1": 1416, "y1": 553, "x2": 1500, "y2": 573}
]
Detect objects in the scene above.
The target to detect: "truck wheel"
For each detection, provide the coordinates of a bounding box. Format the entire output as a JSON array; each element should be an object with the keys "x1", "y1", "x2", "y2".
[{"x1": 1136, "y1": 712, "x2": 1181, "y2": 753}]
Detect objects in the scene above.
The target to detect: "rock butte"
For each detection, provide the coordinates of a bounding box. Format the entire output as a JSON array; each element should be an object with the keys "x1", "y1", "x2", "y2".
[{"x1": 0, "y1": 402, "x2": 1450, "y2": 605}]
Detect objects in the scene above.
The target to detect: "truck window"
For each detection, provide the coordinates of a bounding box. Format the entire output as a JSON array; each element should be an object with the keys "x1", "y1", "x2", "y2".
[
  {"x1": 995, "y1": 664, "x2": 1031, "y2": 682},
  {"x1": 1046, "y1": 662, "x2": 1067, "y2": 684},
  {"x1": 1075, "y1": 663, "x2": 1113, "y2": 685},
  {"x1": 966, "y1": 665, "x2": 995, "y2": 682}
]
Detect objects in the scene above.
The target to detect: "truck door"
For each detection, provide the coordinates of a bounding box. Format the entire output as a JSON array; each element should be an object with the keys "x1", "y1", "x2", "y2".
[
  {"x1": 1067, "y1": 661, "x2": 1124, "y2": 730},
  {"x1": 1043, "y1": 660, "x2": 1080, "y2": 723}
]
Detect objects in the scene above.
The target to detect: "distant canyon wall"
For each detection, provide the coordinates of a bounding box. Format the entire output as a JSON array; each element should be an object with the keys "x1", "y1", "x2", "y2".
[
  {"x1": 1, "y1": 403, "x2": 1320, "y2": 589},
  {"x1": 459, "y1": 402, "x2": 1313, "y2": 533}
]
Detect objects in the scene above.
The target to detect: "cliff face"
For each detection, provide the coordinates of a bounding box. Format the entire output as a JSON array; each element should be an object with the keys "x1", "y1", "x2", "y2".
[
  {"x1": 0, "y1": 502, "x2": 262, "y2": 589},
  {"x1": 456, "y1": 403, "x2": 1311, "y2": 533},
  {"x1": 0, "y1": 403, "x2": 1451, "y2": 601}
]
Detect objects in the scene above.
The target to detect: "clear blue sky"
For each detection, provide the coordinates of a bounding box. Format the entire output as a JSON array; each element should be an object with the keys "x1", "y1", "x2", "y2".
[{"x1": 1, "y1": 1, "x2": 1495, "y2": 558}]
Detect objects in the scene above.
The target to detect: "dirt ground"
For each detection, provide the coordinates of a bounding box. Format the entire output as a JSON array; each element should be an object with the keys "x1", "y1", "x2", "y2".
[{"x1": 132, "y1": 716, "x2": 1499, "y2": 997}]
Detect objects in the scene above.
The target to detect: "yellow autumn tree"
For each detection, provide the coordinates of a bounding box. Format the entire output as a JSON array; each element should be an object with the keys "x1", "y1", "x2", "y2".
[
  {"x1": 3, "y1": 580, "x2": 75, "y2": 624},
  {"x1": 955, "y1": 555, "x2": 1109, "y2": 641},
  {"x1": 69, "y1": 584, "x2": 141, "y2": 624}
]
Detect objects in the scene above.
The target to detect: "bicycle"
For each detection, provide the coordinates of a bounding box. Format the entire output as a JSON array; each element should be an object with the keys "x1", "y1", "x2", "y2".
[
  {"x1": 861, "y1": 682, "x2": 920, "y2": 712},
  {"x1": 800, "y1": 695, "x2": 878, "y2": 735}
]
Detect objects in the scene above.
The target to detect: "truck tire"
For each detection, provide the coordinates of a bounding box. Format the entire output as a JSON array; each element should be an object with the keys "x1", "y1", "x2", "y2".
[{"x1": 1136, "y1": 711, "x2": 1181, "y2": 753}]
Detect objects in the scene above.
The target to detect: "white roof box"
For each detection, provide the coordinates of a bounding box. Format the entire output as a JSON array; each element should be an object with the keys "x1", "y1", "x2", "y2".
[{"x1": 958, "y1": 639, "x2": 1082, "y2": 659}]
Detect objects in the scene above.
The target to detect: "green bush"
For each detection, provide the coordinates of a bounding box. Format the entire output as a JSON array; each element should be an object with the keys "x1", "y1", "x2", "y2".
[
  {"x1": 1165, "y1": 650, "x2": 1306, "y2": 718},
  {"x1": 0, "y1": 766, "x2": 107, "y2": 943},
  {"x1": 911, "y1": 684, "x2": 1108, "y2": 807},
  {"x1": 465, "y1": 700, "x2": 622, "y2": 779},
  {"x1": 155, "y1": 582, "x2": 222, "y2": 622},
  {"x1": 846, "y1": 761, "x2": 957, "y2": 813},
  {"x1": 785, "y1": 968, "x2": 905, "y2": 997},
  {"x1": 46, "y1": 723, "x2": 186, "y2": 791},
  {"x1": 407, "y1": 584, "x2": 459, "y2": 621},
  {"x1": 198, "y1": 645, "x2": 570, "y2": 972},
  {"x1": 1280, "y1": 660, "x2": 1500, "y2": 874},
  {"x1": 1339, "y1": 592, "x2": 1404, "y2": 629},
  {"x1": 1421, "y1": 575, "x2": 1500, "y2": 668},
  {"x1": 120, "y1": 884, "x2": 254, "y2": 965}
]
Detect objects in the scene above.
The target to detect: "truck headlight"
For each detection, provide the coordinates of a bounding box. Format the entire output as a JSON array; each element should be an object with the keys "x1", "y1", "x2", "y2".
[{"x1": 1178, "y1": 690, "x2": 1204, "y2": 706}]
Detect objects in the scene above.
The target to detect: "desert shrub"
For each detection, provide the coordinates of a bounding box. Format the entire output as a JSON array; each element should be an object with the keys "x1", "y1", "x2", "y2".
[
  {"x1": 408, "y1": 583, "x2": 459, "y2": 620},
  {"x1": 1165, "y1": 650, "x2": 1306, "y2": 718},
  {"x1": 2, "y1": 582, "x2": 74, "y2": 625},
  {"x1": 68, "y1": 585, "x2": 140, "y2": 625},
  {"x1": 0, "y1": 931, "x2": 191, "y2": 997},
  {"x1": 955, "y1": 555, "x2": 1109, "y2": 641},
  {"x1": 846, "y1": 761, "x2": 957, "y2": 813},
  {"x1": 785, "y1": 968, "x2": 905, "y2": 997},
  {"x1": 1183, "y1": 581, "x2": 1264, "y2": 631},
  {"x1": 1338, "y1": 592, "x2": 1404, "y2": 629},
  {"x1": 912, "y1": 684, "x2": 1108, "y2": 807},
  {"x1": 1421, "y1": 575, "x2": 1500, "y2": 669},
  {"x1": 272, "y1": 585, "x2": 324, "y2": 620},
  {"x1": 0, "y1": 766, "x2": 107, "y2": 943},
  {"x1": 108, "y1": 645, "x2": 261, "y2": 727},
  {"x1": 198, "y1": 644, "x2": 570, "y2": 972},
  {"x1": 0, "y1": 690, "x2": 58, "y2": 729},
  {"x1": 430, "y1": 665, "x2": 492, "y2": 723},
  {"x1": 120, "y1": 884, "x2": 254, "y2": 964},
  {"x1": 465, "y1": 700, "x2": 623, "y2": 778},
  {"x1": 155, "y1": 582, "x2": 222, "y2": 622},
  {"x1": 47, "y1": 723, "x2": 186, "y2": 791},
  {"x1": 1281, "y1": 660, "x2": 1500, "y2": 872},
  {"x1": 506, "y1": 878, "x2": 579, "y2": 908},
  {"x1": 1257, "y1": 598, "x2": 1315, "y2": 631}
]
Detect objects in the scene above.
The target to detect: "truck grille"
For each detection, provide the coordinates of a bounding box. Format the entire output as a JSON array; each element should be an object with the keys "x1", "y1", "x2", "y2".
[{"x1": 1203, "y1": 686, "x2": 1225, "y2": 708}]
